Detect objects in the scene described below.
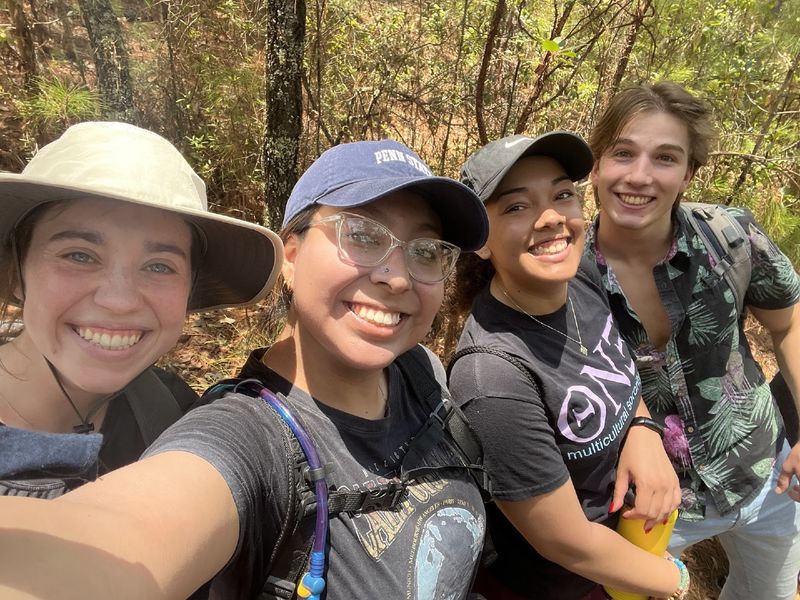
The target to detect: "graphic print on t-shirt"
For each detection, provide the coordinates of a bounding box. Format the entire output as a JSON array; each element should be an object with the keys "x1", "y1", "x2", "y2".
[
  {"x1": 561, "y1": 313, "x2": 640, "y2": 460},
  {"x1": 340, "y1": 441, "x2": 484, "y2": 599}
]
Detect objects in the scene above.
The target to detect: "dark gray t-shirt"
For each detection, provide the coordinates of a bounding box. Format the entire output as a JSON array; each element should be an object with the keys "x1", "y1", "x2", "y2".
[
  {"x1": 449, "y1": 261, "x2": 639, "y2": 599},
  {"x1": 146, "y1": 346, "x2": 486, "y2": 600}
]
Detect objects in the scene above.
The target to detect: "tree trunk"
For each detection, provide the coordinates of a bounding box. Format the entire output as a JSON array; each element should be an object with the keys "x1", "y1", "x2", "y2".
[
  {"x1": 55, "y1": 0, "x2": 87, "y2": 83},
  {"x1": 608, "y1": 0, "x2": 653, "y2": 96},
  {"x1": 263, "y1": 0, "x2": 306, "y2": 229},
  {"x1": 9, "y1": 0, "x2": 38, "y2": 89},
  {"x1": 475, "y1": 0, "x2": 506, "y2": 145},
  {"x1": 77, "y1": 0, "x2": 136, "y2": 122}
]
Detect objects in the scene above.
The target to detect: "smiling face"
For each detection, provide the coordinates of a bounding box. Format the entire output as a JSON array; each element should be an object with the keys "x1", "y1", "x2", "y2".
[
  {"x1": 281, "y1": 190, "x2": 445, "y2": 373},
  {"x1": 481, "y1": 155, "x2": 584, "y2": 301},
  {"x1": 591, "y1": 110, "x2": 694, "y2": 235},
  {"x1": 15, "y1": 199, "x2": 192, "y2": 398}
]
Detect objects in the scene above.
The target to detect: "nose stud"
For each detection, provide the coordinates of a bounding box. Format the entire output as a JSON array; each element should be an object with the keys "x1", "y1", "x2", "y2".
[{"x1": 382, "y1": 266, "x2": 390, "y2": 273}]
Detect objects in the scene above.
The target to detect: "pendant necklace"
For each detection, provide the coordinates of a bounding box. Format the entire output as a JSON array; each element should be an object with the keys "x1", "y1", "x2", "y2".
[{"x1": 500, "y1": 287, "x2": 588, "y2": 356}]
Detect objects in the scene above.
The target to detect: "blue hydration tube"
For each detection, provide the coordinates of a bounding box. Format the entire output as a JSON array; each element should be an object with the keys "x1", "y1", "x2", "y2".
[
  {"x1": 258, "y1": 386, "x2": 328, "y2": 600},
  {"x1": 207, "y1": 379, "x2": 329, "y2": 600}
]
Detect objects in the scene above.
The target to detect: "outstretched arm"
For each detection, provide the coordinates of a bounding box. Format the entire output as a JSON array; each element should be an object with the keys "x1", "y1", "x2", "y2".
[
  {"x1": 752, "y1": 303, "x2": 800, "y2": 501},
  {"x1": 0, "y1": 451, "x2": 239, "y2": 600},
  {"x1": 497, "y1": 479, "x2": 682, "y2": 597},
  {"x1": 612, "y1": 401, "x2": 681, "y2": 530}
]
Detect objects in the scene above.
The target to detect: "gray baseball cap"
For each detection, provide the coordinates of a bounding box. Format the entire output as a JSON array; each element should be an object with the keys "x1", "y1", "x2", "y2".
[{"x1": 460, "y1": 132, "x2": 594, "y2": 202}]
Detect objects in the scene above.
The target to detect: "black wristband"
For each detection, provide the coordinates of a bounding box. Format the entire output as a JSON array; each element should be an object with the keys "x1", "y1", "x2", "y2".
[{"x1": 629, "y1": 416, "x2": 665, "y2": 439}]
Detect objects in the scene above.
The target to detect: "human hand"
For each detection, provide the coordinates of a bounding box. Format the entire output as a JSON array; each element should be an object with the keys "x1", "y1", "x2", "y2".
[
  {"x1": 775, "y1": 441, "x2": 800, "y2": 501},
  {"x1": 612, "y1": 424, "x2": 681, "y2": 531}
]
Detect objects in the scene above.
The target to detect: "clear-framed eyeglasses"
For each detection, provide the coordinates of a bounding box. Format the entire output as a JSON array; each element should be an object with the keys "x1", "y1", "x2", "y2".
[{"x1": 306, "y1": 212, "x2": 460, "y2": 283}]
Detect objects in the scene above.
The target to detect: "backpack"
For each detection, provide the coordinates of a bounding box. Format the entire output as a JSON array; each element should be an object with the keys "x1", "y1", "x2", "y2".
[
  {"x1": 124, "y1": 368, "x2": 184, "y2": 446},
  {"x1": 209, "y1": 345, "x2": 490, "y2": 600},
  {"x1": 680, "y1": 202, "x2": 752, "y2": 316}
]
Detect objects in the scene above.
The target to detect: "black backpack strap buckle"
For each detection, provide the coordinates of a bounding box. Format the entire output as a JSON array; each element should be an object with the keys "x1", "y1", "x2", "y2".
[{"x1": 327, "y1": 481, "x2": 407, "y2": 514}]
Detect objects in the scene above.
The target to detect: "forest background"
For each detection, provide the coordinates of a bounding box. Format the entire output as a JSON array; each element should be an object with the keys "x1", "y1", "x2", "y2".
[{"x1": 2, "y1": 0, "x2": 800, "y2": 597}]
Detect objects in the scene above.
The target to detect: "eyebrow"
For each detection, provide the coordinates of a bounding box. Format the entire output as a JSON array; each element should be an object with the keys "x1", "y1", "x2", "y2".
[
  {"x1": 496, "y1": 175, "x2": 573, "y2": 199},
  {"x1": 49, "y1": 230, "x2": 188, "y2": 259},
  {"x1": 49, "y1": 230, "x2": 103, "y2": 245},
  {"x1": 145, "y1": 241, "x2": 188, "y2": 259},
  {"x1": 614, "y1": 138, "x2": 687, "y2": 155},
  {"x1": 356, "y1": 208, "x2": 440, "y2": 237}
]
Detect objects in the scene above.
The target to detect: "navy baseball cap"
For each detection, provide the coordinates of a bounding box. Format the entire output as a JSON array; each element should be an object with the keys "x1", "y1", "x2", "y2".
[
  {"x1": 460, "y1": 132, "x2": 594, "y2": 203},
  {"x1": 283, "y1": 140, "x2": 489, "y2": 251}
]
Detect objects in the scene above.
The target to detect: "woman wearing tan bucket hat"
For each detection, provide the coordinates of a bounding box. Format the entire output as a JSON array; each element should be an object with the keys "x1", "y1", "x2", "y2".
[{"x1": 0, "y1": 121, "x2": 283, "y2": 498}]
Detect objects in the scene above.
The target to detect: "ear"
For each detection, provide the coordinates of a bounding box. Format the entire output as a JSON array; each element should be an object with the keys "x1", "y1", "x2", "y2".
[
  {"x1": 475, "y1": 245, "x2": 491, "y2": 260},
  {"x1": 7, "y1": 262, "x2": 24, "y2": 305},
  {"x1": 281, "y1": 233, "x2": 299, "y2": 289},
  {"x1": 679, "y1": 165, "x2": 695, "y2": 193},
  {"x1": 590, "y1": 161, "x2": 600, "y2": 186}
]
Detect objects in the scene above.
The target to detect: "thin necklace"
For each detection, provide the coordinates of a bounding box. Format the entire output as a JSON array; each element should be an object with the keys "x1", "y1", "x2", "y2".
[
  {"x1": 0, "y1": 393, "x2": 36, "y2": 428},
  {"x1": 500, "y1": 287, "x2": 588, "y2": 355},
  {"x1": 44, "y1": 358, "x2": 114, "y2": 434}
]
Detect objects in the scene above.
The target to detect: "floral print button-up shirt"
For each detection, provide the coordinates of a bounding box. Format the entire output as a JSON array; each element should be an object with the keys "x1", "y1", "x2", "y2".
[{"x1": 586, "y1": 206, "x2": 800, "y2": 520}]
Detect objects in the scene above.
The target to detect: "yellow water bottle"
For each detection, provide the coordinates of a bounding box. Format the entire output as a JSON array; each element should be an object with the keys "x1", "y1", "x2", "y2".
[{"x1": 603, "y1": 508, "x2": 678, "y2": 600}]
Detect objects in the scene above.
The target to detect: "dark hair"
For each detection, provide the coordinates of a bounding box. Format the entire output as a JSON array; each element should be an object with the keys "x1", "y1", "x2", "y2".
[
  {"x1": 590, "y1": 81, "x2": 717, "y2": 174},
  {"x1": 440, "y1": 251, "x2": 495, "y2": 356},
  {"x1": 252, "y1": 205, "x2": 317, "y2": 337}
]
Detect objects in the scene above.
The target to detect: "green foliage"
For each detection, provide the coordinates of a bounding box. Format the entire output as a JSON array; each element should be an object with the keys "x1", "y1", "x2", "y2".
[
  {"x1": 1, "y1": 0, "x2": 799, "y2": 263},
  {"x1": 15, "y1": 76, "x2": 101, "y2": 135}
]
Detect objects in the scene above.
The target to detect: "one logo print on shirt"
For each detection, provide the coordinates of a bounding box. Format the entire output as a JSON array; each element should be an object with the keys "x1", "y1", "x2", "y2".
[{"x1": 558, "y1": 314, "x2": 639, "y2": 456}]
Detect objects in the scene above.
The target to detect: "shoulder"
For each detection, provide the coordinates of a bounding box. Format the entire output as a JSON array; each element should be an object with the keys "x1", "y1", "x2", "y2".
[
  {"x1": 397, "y1": 344, "x2": 446, "y2": 384},
  {"x1": 147, "y1": 392, "x2": 288, "y2": 463},
  {"x1": 448, "y1": 345, "x2": 541, "y2": 408},
  {"x1": 575, "y1": 256, "x2": 605, "y2": 296}
]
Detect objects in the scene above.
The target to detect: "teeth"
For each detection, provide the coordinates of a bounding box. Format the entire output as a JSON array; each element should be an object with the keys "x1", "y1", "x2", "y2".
[
  {"x1": 352, "y1": 304, "x2": 401, "y2": 327},
  {"x1": 531, "y1": 238, "x2": 568, "y2": 256},
  {"x1": 619, "y1": 194, "x2": 652, "y2": 206},
  {"x1": 77, "y1": 327, "x2": 142, "y2": 350}
]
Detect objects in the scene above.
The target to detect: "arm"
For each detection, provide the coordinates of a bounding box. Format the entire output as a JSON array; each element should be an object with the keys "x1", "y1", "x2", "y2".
[
  {"x1": 612, "y1": 400, "x2": 681, "y2": 529},
  {"x1": 750, "y1": 303, "x2": 800, "y2": 500},
  {"x1": 0, "y1": 451, "x2": 239, "y2": 599},
  {"x1": 497, "y1": 479, "x2": 682, "y2": 597}
]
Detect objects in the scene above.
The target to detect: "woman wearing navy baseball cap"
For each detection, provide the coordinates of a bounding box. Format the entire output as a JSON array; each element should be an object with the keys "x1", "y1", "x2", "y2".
[{"x1": 0, "y1": 140, "x2": 490, "y2": 600}]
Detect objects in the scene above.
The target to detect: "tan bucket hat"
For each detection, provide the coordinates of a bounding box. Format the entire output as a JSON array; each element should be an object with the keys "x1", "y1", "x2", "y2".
[{"x1": 0, "y1": 121, "x2": 283, "y2": 312}]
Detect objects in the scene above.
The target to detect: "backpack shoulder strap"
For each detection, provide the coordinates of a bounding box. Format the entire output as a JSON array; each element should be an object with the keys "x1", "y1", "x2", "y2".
[
  {"x1": 447, "y1": 345, "x2": 543, "y2": 397},
  {"x1": 395, "y1": 345, "x2": 491, "y2": 498},
  {"x1": 260, "y1": 402, "x2": 317, "y2": 600},
  {"x1": 124, "y1": 368, "x2": 184, "y2": 447},
  {"x1": 680, "y1": 202, "x2": 752, "y2": 315}
]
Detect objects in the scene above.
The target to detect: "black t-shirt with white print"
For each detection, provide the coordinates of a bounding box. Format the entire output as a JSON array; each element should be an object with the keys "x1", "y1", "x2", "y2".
[
  {"x1": 145, "y1": 345, "x2": 486, "y2": 600},
  {"x1": 449, "y1": 258, "x2": 640, "y2": 599}
]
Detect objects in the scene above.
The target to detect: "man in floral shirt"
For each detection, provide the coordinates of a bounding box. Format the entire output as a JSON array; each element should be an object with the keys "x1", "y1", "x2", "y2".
[{"x1": 585, "y1": 81, "x2": 800, "y2": 600}]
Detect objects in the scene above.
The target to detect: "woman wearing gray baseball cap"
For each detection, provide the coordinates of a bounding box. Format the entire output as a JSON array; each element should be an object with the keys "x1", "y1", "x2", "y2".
[
  {"x1": 448, "y1": 132, "x2": 688, "y2": 599},
  {"x1": 0, "y1": 121, "x2": 283, "y2": 497},
  {"x1": 0, "y1": 139, "x2": 490, "y2": 600}
]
